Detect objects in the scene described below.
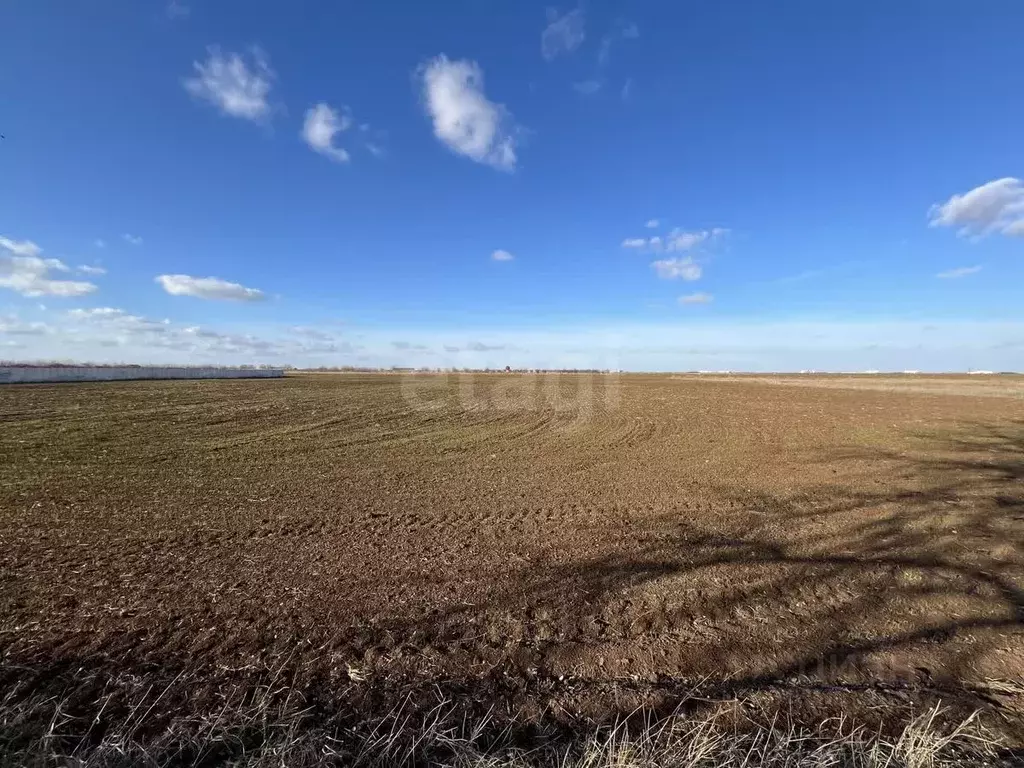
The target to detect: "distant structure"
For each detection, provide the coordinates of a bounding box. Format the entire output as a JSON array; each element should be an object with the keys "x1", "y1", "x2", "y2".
[{"x1": 0, "y1": 365, "x2": 284, "y2": 384}]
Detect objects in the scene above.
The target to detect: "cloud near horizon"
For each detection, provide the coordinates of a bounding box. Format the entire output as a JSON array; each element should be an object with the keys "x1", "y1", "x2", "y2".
[
  {"x1": 4, "y1": 314, "x2": 1024, "y2": 372},
  {"x1": 0, "y1": 236, "x2": 98, "y2": 297}
]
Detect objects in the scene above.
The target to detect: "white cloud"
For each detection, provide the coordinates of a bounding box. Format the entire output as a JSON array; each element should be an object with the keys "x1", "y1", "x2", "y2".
[
  {"x1": 392, "y1": 340, "x2": 429, "y2": 351},
  {"x1": 622, "y1": 228, "x2": 728, "y2": 254},
  {"x1": 466, "y1": 341, "x2": 506, "y2": 352},
  {"x1": 667, "y1": 227, "x2": 728, "y2": 252},
  {"x1": 183, "y1": 47, "x2": 274, "y2": 122},
  {"x1": 929, "y1": 177, "x2": 1024, "y2": 238},
  {"x1": 290, "y1": 326, "x2": 335, "y2": 341},
  {"x1": 68, "y1": 308, "x2": 128, "y2": 319},
  {"x1": 156, "y1": 274, "x2": 266, "y2": 302},
  {"x1": 94, "y1": 239, "x2": 106, "y2": 249},
  {"x1": 1004, "y1": 218, "x2": 1024, "y2": 236},
  {"x1": 645, "y1": 219, "x2": 659, "y2": 229},
  {"x1": 492, "y1": 249, "x2": 515, "y2": 262},
  {"x1": 542, "y1": 8, "x2": 585, "y2": 61},
  {"x1": 10, "y1": 313, "x2": 1024, "y2": 372},
  {"x1": 67, "y1": 309, "x2": 352, "y2": 357},
  {"x1": 60, "y1": 308, "x2": 353, "y2": 359},
  {"x1": 652, "y1": 257, "x2": 702, "y2": 281},
  {"x1": 122, "y1": 233, "x2": 143, "y2": 245},
  {"x1": 78, "y1": 265, "x2": 106, "y2": 275},
  {"x1": 573, "y1": 79, "x2": 602, "y2": 95},
  {"x1": 936, "y1": 265, "x2": 982, "y2": 279},
  {"x1": 679, "y1": 292, "x2": 713, "y2": 305},
  {"x1": 0, "y1": 237, "x2": 42, "y2": 257},
  {"x1": 420, "y1": 55, "x2": 518, "y2": 171},
  {"x1": 67, "y1": 307, "x2": 171, "y2": 337},
  {"x1": 0, "y1": 314, "x2": 50, "y2": 335},
  {"x1": 667, "y1": 230, "x2": 706, "y2": 251},
  {"x1": 0, "y1": 237, "x2": 98, "y2": 297},
  {"x1": 301, "y1": 103, "x2": 352, "y2": 163}
]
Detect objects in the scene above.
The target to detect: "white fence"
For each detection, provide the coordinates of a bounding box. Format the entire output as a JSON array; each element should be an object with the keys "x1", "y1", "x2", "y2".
[{"x1": 0, "y1": 366, "x2": 285, "y2": 384}]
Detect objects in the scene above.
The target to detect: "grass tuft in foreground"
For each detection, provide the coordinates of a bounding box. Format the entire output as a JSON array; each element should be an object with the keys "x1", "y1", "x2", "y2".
[{"x1": 2, "y1": 678, "x2": 1017, "y2": 768}]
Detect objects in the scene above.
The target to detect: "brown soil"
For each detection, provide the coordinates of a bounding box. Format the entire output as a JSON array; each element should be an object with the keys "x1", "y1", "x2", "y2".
[{"x1": 2, "y1": 373, "x2": 1023, "y2": 738}]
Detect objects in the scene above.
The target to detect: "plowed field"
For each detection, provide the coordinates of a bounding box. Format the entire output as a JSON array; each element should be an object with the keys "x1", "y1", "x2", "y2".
[{"x1": 2, "y1": 373, "x2": 1023, "y2": 732}]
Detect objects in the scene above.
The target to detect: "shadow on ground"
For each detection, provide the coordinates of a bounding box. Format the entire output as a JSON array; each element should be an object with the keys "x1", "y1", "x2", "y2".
[{"x1": 3, "y1": 421, "x2": 1024, "y2": 756}]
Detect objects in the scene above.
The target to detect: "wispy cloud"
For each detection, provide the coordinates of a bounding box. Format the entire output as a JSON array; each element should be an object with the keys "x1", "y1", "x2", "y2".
[
  {"x1": 645, "y1": 219, "x2": 659, "y2": 229},
  {"x1": 466, "y1": 341, "x2": 506, "y2": 352},
  {"x1": 572, "y1": 79, "x2": 603, "y2": 95},
  {"x1": 0, "y1": 237, "x2": 98, "y2": 297},
  {"x1": 541, "y1": 8, "x2": 585, "y2": 61},
  {"x1": 356, "y1": 122, "x2": 388, "y2": 158},
  {"x1": 10, "y1": 314, "x2": 1024, "y2": 372},
  {"x1": 156, "y1": 274, "x2": 266, "y2": 301},
  {"x1": 94, "y1": 238, "x2": 106, "y2": 249},
  {"x1": 0, "y1": 237, "x2": 42, "y2": 257},
  {"x1": 652, "y1": 257, "x2": 702, "y2": 281},
  {"x1": 59, "y1": 308, "x2": 352, "y2": 360},
  {"x1": 679, "y1": 292, "x2": 713, "y2": 305},
  {"x1": 936, "y1": 265, "x2": 982, "y2": 279},
  {"x1": 290, "y1": 326, "x2": 335, "y2": 341},
  {"x1": 597, "y1": 19, "x2": 639, "y2": 68},
  {"x1": 491, "y1": 249, "x2": 515, "y2": 262},
  {"x1": 77, "y1": 265, "x2": 106, "y2": 276},
  {"x1": 183, "y1": 47, "x2": 274, "y2": 122},
  {"x1": 621, "y1": 78, "x2": 633, "y2": 101},
  {"x1": 301, "y1": 103, "x2": 351, "y2": 163},
  {"x1": 166, "y1": 1, "x2": 189, "y2": 19},
  {"x1": 442, "y1": 341, "x2": 509, "y2": 353},
  {"x1": 0, "y1": 314, "x2": 50, "y2": 335},
  {"x1": 621, "y1": 227, "x2": 728, "y2": 253},
  {"x1": 419, "y1": 55, "x2": 519, "y2": 171},
  {"x1": 122, "y1": 233, "x2": 143, "y2": 246},
  {"x1": 929, "y1": 177, "x2": 1024, "y2": 238}
]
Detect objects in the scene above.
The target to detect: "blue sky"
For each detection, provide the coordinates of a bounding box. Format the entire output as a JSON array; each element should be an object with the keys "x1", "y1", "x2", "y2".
[{"x1": 1, "y1": 0, "x2": 1022, "y2": 371}]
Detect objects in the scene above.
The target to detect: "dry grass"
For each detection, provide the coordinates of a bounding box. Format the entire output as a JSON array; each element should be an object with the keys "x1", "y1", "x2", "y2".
[{"x1": 1, "y1": 676, "x2": 1014, "y2": 768}]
